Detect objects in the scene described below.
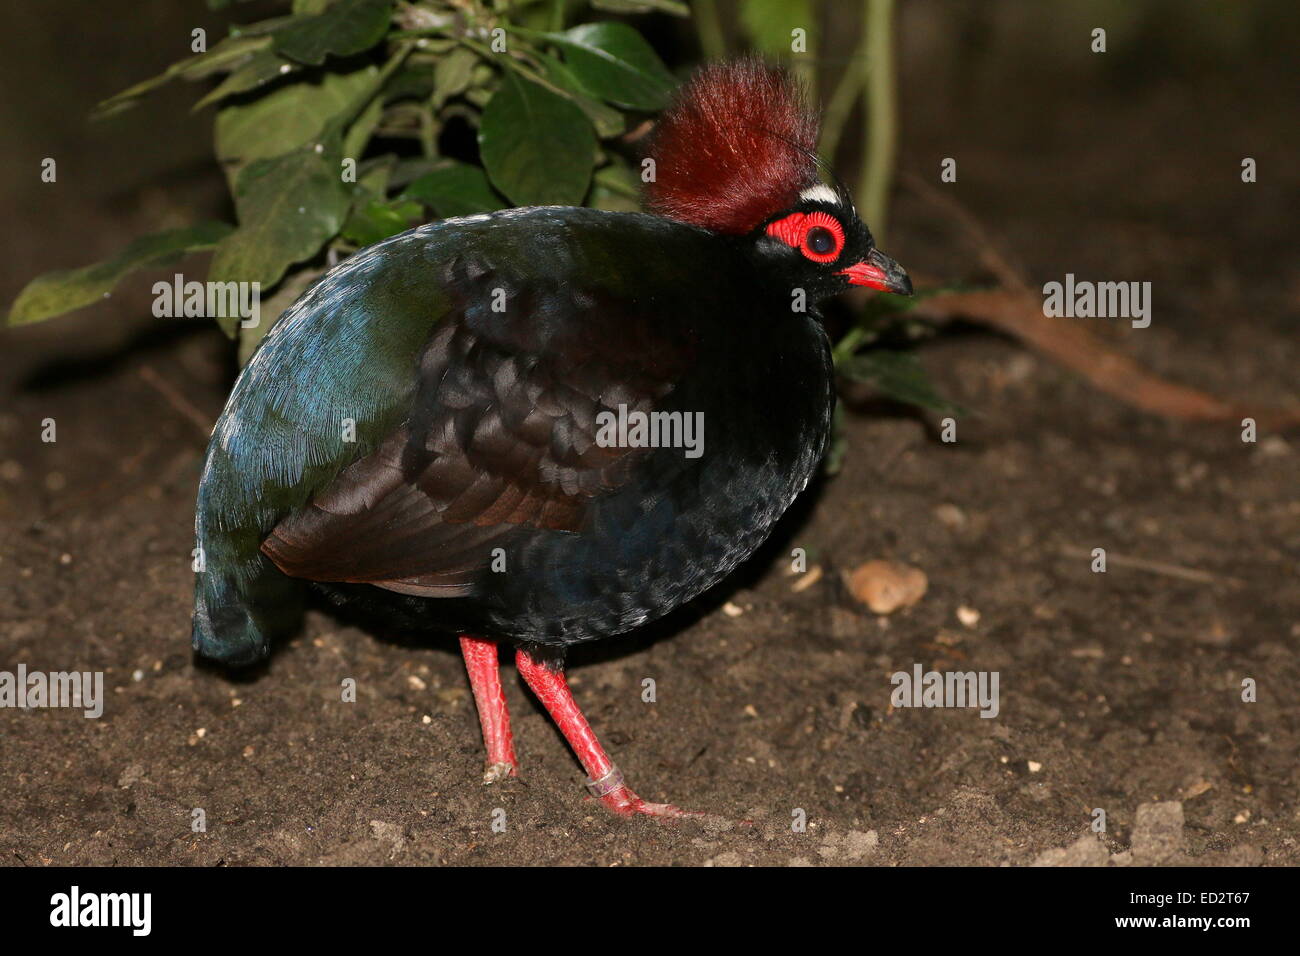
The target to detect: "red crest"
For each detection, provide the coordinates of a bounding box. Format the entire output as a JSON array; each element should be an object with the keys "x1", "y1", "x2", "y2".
[{"x1": 644, "y1": 58, "x2": 819, "y2": 236}]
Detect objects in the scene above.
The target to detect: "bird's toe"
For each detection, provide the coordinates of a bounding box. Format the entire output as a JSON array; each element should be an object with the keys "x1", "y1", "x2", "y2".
[{"x1": 482, "y1": 761, "x2": 519, "y2": 785}]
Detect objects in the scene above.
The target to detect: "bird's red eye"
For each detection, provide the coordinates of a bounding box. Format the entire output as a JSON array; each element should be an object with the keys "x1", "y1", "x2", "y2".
[{"x1": 765, "y1": 210, "x2": 845, "y2": 263}]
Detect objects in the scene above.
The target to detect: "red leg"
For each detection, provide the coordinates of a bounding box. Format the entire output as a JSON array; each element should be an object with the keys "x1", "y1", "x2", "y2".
[
  {"x1": 515, "y1": 647, "x2": 698, "y2": 818},
  {"x1": 459, "y1": 635, "x2": 518, "y2": 783}
]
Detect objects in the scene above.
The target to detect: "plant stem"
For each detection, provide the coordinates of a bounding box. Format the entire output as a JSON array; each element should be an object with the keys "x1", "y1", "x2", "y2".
[
  {"x1": 861, "y1": 0, "x2": 897, "y2": 242},
  {"x1": 390, "y1": 28, "x2": 454, "y2": 40},
  {"x1": 596, "y1": 170, "x2": 641, "y2": 199},
  {"x1": 458, "y1": 33, "x2": 572, "y2": 100},
  {"x1": 337, "y1": 40, "x2": 415, "y2": 134},
  {"x1": 832, "y1": 325, "x2": 869, "y2": 364},
  {"x1": 419, "y1": 107, "x2": 438, "y2": 158},
  {"x1": 693, "y1": 0, "x2": 725, "y2": 60},
  {"x1": 793, "y1": 4, "x2": 819, "y2": 104},
  {"x1": 818, "y1": 40, "x2": 868, "y2": 166}
]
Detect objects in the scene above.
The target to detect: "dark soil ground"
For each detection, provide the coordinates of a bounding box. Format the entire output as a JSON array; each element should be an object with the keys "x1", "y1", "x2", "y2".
[{"x1": 2, "y1": 2, "x2": 1297, "y2": 866}]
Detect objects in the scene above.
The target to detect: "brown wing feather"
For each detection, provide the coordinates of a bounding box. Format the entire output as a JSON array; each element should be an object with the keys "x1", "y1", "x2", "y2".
[{"x1": 261, "y1": 274, "x2": 692, "y2": 596}]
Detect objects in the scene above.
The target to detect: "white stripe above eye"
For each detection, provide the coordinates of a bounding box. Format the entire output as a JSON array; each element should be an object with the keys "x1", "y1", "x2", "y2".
[{"x1": 799, "y1": 184, "x2": 841, "y2": 206}]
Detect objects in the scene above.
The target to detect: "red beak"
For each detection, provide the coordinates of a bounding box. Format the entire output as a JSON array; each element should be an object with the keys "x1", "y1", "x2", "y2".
[{"x1": 840, "y1": 247, "x2": 913, "y2": 295}]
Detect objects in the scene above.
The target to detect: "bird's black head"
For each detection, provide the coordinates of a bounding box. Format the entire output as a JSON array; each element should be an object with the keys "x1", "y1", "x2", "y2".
[{"x1": 753, "y1": 182, "x2": 912, "y2": 303}]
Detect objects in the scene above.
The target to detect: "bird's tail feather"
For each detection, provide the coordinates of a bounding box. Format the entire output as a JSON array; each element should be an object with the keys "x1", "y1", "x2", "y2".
[{"x1": 191, "y1": 556, "x2": 304, "y2": 666}]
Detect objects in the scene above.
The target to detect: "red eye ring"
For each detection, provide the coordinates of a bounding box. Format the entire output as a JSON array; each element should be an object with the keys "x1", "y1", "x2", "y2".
[{"x1": 765, "y1": 211, "x2": 845, "y2": 263}]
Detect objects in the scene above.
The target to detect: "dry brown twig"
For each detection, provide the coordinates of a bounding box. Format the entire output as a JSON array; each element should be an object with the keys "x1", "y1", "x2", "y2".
[
  {"x1": 138, "y1": 365, "x2": 212, "y2": 439},
  {"x1": 899, "y1": 172, "x2": 1300, "y2": 430},
  {"x1": 1057, "y1": 546, "x2": 1245, "y2": 588}
]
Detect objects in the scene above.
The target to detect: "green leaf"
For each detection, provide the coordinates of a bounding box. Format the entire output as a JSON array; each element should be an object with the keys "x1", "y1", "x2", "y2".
[
  {"x1": 740, "y1": 0, "x2": 814, "y2": 57},
  {"x1": 193, "y1": 49, "x2": 298, "y2": 110},
  {"x1": 387, "y1": 157, "x2": 442, "y2": 191},
  {"x1": 431, "y1": 47, "x2": 479, "y2": 108},
  {"x1": 478, "y1": 71, "x2": 595, "y2": 207},
  {"x1": 341, "y1": 198, "x2": 423, "y2": 246},
  {"x1": 590, "y1": 161, "x2": 642, "y2": 212},
  {"x1": 383, "y1": 64, "x2": 436, "y2": 102},
  {"x1": 837, "y1": 350, "x2": 964, "y2": 415},
  {"x1": 8, "y1": 223, "x2": 233, "y2": 326},
  {"x1": 542, "y1": 22, "x2": 676, "y2": 111},
  {"x1": 591, "y1": 0, "x2": 690, "y2": 17},
  {"x1": 272, "y1": 0, "x2": 394, "y2": 66},
  {"x1": 238, "y1": 265, "x2": 324, "y2": 366},
  {"x1": 207, "y1": 142, "x2": 350, "y2": 330},
  {"x1": 355, "y1": 157, "x2": 395, "y2": 197},
  {"x1": 402, "y1": 163, "x2": 505, "y2": 218},
  {"x1": 227, "y1": 15, "x2": 300, "y2": 38},
  {"x1": 97, "y1": 35, "x2": 271, "y2": 113},
  {"x1": 855, "y1": 281, "x2": 973, "y2": 333},
  {"x1": 215, "y1": 65, "x2": 378, "y2": 163},
  {"x1": 536, "y1": 51, "x2": 625, "y2": 138},
  {"x1": 343, "y1": 93, "x2": 384, "y2": 161}
]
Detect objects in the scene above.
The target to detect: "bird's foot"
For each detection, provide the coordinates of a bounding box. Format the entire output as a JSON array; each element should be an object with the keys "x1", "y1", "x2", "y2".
[
  {"x1": 513, "y1": 651, "x2": 728, "y2": 824},
  {"x1": 482, "y1": 761, "x2": 518, "y2": 785},
  {"x1": 597, "y1": 789, "x2": 702, "y2": 819},
  {"x1": 460, "y1": 636, "x2": 520, "y2": 784},
  {"x1": 587, "y1": 766, "x2": 705, "y2": 820}
]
